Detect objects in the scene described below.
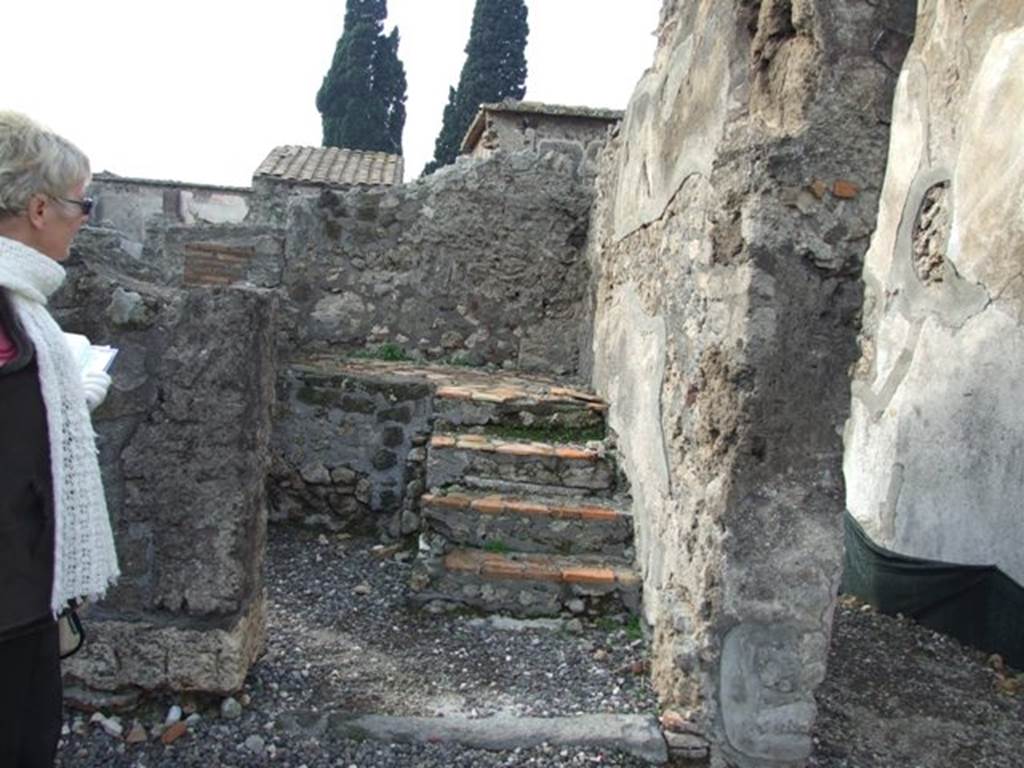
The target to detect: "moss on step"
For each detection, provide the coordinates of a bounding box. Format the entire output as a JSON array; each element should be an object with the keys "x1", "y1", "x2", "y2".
[{"x1": 482, "y1": 422, "x2": 605, "y2": 445}]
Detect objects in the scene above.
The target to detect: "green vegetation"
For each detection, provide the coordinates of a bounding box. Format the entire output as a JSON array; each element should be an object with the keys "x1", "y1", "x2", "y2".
[
  {"x1": 351, "y1": 342, "x2": 411, "y2": 361},
  {"x1": 422, "y1": 0, "x2": 529, "y2": 175},
  {"x1": 316, "y1": 0, "x2": 407, "y2": 154},
  {"x1": 482, "y1": 422, "x2": 605, "y2": 445},
  {"x1": 483, "y1": 539, "x2": 510, "y2": 554},
  {"x1": 625, "y1": 616, "x2": 644, "y2": 641}
]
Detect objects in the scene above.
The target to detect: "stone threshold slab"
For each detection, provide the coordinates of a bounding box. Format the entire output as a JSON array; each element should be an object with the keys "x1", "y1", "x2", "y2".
[{"x1": 277, "y1": 711, "x2": 668, "y2": 764}]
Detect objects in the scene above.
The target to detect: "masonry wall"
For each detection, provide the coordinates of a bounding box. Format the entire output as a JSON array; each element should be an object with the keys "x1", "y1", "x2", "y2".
[
  {"x1": 585, "y1": 1, "x2": 914, "y2": 765},
  {"x1": 158, "y1": 151, "x2": 594, "y2": 377},
  {"x1": 55, "y1": 230, "x2": 276, "y2": 697},
  {"x1": 844, "y1": 0, "x2": 1024, "y2": 584},
  {"x1": 88, "y1": 176, "x2": 251, "y2": 244},
  {"x1": 278, "y1": 151, "x2": 593, "y2": 375},
  {"x1": 271, "y1": 362, "x2": 433, "y2": 536},
  {"x1": 469, "y1": 113, "x2": 618, "y2": 177}
]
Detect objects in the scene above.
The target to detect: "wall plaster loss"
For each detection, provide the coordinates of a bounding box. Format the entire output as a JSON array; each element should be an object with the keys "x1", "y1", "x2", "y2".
[{"x1": 44, "y1": 0, "x2": 1024, "y2": 765}]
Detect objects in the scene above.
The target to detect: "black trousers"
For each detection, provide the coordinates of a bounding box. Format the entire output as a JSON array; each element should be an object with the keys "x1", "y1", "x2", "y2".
[{"x1": 0, "y1": 621, "x2": 61, "y2": 768}]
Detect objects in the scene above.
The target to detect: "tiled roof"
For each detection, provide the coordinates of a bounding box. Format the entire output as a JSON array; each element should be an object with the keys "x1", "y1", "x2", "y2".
[
  {"x1": 254, "y1": 146, "x2": 404, "y2": 188},
  {"x1": 462, "y1": 100, "x2": 624, "y2": 153}
]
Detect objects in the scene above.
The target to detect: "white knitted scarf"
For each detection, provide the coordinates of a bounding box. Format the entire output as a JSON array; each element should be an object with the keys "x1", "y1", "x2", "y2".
[{"x1": 0, "y1": 235, "x2": 119, "y2": 613}]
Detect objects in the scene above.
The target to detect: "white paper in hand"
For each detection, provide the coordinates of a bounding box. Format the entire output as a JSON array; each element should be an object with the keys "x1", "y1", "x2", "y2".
[{"x1": 63, "y1": 332, "x2": 119, "y2": 375}]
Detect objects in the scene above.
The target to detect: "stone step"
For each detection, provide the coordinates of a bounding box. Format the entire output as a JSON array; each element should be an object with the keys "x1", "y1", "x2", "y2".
[
  {"x1": 426, "y1": 434, "x2": 618, "y2": 498},
  {"x1": 421, "y1": 491, "x2": 634, "y2": 557},
  {"x1": 433, "y1": 382, "x2": 606, "y2": 435},
  {"x1": 411, "y1": 548, "x2": 641, "y2": 617}
]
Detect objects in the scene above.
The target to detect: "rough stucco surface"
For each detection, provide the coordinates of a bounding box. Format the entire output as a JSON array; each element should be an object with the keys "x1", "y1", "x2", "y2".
[
  {"x1": 587, "y1": 1, "x2": 913, "y2": 765},
  {"x1": 53, "y1": 232, "x2": 276, "y2": 694},
  {"x1": 845, "y1": 1, "x2": 1024, "y2": 585}
]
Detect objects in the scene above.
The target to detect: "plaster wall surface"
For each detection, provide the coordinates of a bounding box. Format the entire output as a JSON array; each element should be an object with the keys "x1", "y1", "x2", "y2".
[
  {"x1": 586, "y1": 1, "x2": 913, "y2": 765},
  {"x1": 469, "y1": 113, "x2": 618, "y2": 177},
  {"x1": 88, "y1": 177, "x2": 250, "y2": 244},
  {"x1": 844, "y1": 0, "x2": 1024, "y2": 584}
]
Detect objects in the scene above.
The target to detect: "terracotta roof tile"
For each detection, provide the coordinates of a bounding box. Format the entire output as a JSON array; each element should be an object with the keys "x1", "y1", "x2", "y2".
[{"x1": 254, "y1": 145, "x2": 403, "y2": 188}]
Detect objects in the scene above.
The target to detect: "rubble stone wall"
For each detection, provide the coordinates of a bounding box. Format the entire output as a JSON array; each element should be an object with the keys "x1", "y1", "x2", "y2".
[
  {"x1": 271, "y1": 362, "x2": 433, "y2": 536},
  {"x1": 54, "y1": 231, "x2": 276, "y2": 695},
  {"x1": 844, "y1": 0, "x2": 1024, "y2": 584},
  {"x1": 147, "y1": 151, "x2": 593, "y2": 377},
  {"x1": 277, "y1": 151, "x2": 593, "y2": 375},
  {"x1": 585, "y1": 1, "x2": 914, "y2": 765}
]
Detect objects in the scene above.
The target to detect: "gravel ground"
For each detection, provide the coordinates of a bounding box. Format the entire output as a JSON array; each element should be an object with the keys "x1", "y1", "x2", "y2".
[{"x1": 56, "y1": 526, "x2": 1024, "y2": 767}]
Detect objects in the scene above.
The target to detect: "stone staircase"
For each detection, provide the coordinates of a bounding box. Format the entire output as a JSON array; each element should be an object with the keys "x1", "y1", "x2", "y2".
[{"x1": 410, "y1": 378, "x2": 640, "y2": 617}]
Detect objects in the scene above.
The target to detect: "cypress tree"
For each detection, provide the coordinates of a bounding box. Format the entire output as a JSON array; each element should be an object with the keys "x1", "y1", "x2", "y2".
[
  {"x1": 422, "y1": 0, "x2": 529, "y2": 175},
  {"x1": 316, "y1": 0, "x2": 407, "y2": 155}
]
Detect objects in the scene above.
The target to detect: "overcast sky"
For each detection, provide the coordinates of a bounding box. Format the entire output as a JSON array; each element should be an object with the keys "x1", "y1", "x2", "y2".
[{"x1": 2, "y1": 1, "x2": 661, "y2": 187}]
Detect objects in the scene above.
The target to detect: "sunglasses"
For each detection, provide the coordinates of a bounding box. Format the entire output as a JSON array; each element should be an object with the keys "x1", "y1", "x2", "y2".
[{"x1": 56, "y1": 196, "x2": 95, "y2": 217}]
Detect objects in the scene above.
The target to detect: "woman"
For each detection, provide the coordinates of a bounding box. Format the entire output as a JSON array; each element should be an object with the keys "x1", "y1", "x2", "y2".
[{"x1": 0, "y1": 112, "x2": 119, "y2": 767}]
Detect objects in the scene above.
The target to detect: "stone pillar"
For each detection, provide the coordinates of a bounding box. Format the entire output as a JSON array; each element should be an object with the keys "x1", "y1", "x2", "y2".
[
  {"x1": 54, "y1": 239, "x2": 277, "y2": 697},
  {"x1": 845, "y1": 1, "x2": 1024, "y2": 585},
  {"x1": 586, "y1": 1, "x2": 914, "y2": 765}
]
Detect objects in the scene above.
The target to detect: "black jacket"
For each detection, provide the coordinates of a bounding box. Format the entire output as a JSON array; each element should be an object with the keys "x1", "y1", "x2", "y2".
[{"x1": 0, "y1": 289, "x2": 55, "y2": 640}]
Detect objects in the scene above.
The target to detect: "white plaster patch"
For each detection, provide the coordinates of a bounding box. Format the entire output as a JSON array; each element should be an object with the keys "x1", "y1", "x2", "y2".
[
  {"x1": 591, "y1": 283, "x2": 669, "y2": 621},
  {"x1": 950, "y1": 25, "x2": 1024, "y2": 314},
  {"x1": 848, "y1": 309, "x2": 1024, "y2": 582},
  {"x1": 611, "y1": 0, "x2": 732, "y2": 240}
]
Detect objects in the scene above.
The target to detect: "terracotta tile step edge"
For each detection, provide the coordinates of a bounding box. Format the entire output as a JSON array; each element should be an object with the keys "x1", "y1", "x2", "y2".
[
  {"x1": 435, "y1": 385, "x2": 608, "y2": 411},
  {"x1": 443, "y1": 549, "x2": 640, "y2": 587},
  {"x1": 429, "y1": 434, "x2": 602, "y2": 461},
  {"x1": 422, "y1": 493, "x2": 624, "y2": 522}
]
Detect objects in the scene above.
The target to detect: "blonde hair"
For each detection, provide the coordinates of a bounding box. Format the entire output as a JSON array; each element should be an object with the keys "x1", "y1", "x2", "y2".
[{"x1": 0, "y1": 111, "x2": 90, "y2": 219}]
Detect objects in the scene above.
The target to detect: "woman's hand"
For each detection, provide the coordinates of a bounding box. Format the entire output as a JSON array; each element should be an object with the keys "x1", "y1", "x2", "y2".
[{"x1": 82, "y1": 370, "x2": 111, "y2": 412}]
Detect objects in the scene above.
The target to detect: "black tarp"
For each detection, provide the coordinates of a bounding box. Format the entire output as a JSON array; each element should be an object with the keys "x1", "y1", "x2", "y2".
[{"x1": 841, "y1": 511, "x2": 1024, "y2": 669}]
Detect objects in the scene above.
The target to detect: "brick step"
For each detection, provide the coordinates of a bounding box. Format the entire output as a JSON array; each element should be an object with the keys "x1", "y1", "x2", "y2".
[
  {"x1": 411, "y1": 548, "x2": 641, "y2": 618},
  {"x1": 426, "y1": 434, "x2": 618, "y2": 498},
  {"x1": 421, "y1": 491, "x2": 633, "y2": 557},
  {"x1": 434, "y1": 383, "x2": 606, "y2": 435}
]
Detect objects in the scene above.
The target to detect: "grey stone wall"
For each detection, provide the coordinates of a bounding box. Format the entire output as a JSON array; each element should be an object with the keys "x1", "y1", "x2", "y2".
[
  {"x1": 137, "y1": 151, "x2": 593, "y2": 378},
  {"x1": 278, "y1": 151, "x2": 593, "y2": 375},
  {"x1": 53, "y1": 230, "x2": 276, "y2": 696},
  {"x1": 585, "y1": 1, "x2": 914, "y2": 766},
  {"x1": 844, "y1": 1, "x2": 1024, "y2": 584},
  {"x1": 271, "y1": 362, "x2": 432, "y2": 536}
]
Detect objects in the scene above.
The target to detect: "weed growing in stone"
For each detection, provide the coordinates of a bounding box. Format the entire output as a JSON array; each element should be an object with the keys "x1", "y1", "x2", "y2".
[
  {"x1": 351, "y1": 343, "x2": 411, "y2": 362},
  {"x1": 626, "y1": 616, "x2": 643, "y2": 641},
  {"x1": 483, "y1": 539, "x2": 510, "y2": 554}
]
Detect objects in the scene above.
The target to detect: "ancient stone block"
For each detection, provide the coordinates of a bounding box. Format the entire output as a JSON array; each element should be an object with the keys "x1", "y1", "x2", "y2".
[
  {"x1": 52, "y1": 243, "x2": 276, "y2": 694},
  {"x1": 63, "y1": 596, "x2": 265, "y2": 694}
]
